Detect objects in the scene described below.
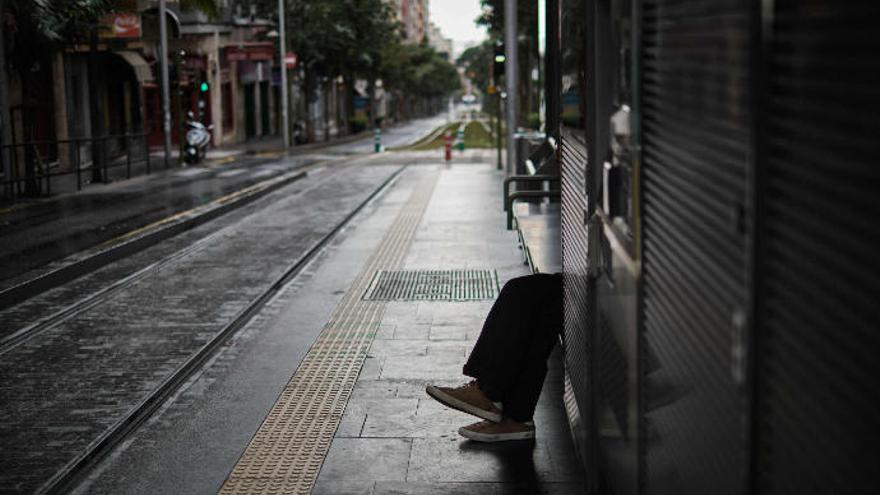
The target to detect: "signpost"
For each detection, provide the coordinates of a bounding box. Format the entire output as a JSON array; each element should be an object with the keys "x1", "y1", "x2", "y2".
[
  {"x1": 99, "y1": 13, "x2": 142, "y2": 38},
  {"x1": 284, "y1": 53, "x2": 298, "y2": 68}
]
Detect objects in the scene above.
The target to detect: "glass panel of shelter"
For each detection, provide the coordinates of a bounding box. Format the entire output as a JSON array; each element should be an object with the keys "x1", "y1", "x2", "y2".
[{"x1": 605, "y1": 0, "x2": 635, "y2": 243}]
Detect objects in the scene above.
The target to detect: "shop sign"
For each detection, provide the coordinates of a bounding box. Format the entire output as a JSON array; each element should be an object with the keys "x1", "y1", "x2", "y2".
[
  {"x1": 284, "y1": 52, "x2": 298, "y2": 68},
  {"x1": 225, "y1": 44, "x2": 275, "y2": 62},
  {"x1": 99, "y1": 13, "x2": 142, "y2": 38}
]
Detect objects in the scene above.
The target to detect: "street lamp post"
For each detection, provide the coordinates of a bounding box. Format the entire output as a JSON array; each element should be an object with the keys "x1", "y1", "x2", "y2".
[
  {"x1": 278, "y1": 0, "x2": 290, "y2": 149},
  {"x1": 504, "y1": 0, "x2": 518, "y2": 176},
  {"x1": 159, "y1": 0, "x2": 172, "y2": 167}
]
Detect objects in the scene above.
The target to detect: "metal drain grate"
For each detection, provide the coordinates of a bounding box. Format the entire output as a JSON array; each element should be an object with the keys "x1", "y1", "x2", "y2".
[{"x1": 363, "y1": 269, "x2": 499, "y2": 301}]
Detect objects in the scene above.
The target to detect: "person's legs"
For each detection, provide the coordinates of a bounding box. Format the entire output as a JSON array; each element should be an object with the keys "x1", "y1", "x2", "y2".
[
  {"x1": 462, "y1": 273, "x2": 562, "y2": 421},
  {"x1": 426, "y1": 273, "x2": 563, "y2": 440}
]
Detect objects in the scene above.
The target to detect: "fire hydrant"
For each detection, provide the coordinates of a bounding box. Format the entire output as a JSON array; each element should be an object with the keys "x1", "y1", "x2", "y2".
[{"x1": 443, "y1": 131, "x2": 453, "y2": 162}]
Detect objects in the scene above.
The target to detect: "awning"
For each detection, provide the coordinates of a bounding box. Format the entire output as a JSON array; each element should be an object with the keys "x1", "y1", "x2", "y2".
[{"x1": 115, "y1": 50, "x2": 154, "y2": 83}]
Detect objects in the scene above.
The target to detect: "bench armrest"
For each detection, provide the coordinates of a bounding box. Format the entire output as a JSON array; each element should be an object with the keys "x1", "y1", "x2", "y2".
[
  {"x1": 503, "y1": 175, "x2": 560, "y2": 212},
  {"x1": 507, "y1": 190, "x2": 562, "y2": 230}
]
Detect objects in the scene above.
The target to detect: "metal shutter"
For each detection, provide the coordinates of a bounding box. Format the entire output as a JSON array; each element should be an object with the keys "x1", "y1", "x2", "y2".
[
  {"x1": 560, "y1": 130, "x2": 593, "y2": 465},
  {"x1": 754, "y1": 2, "x2": 880, "y2": 493},
  {"x1": 640, "y1": 0, "x2": 750, "y2": 493}
]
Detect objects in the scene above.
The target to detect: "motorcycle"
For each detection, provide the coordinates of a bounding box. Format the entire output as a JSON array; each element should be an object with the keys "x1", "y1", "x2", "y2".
[{"x1": 184, "y1": 111, "x2": 212, "y2": 164}]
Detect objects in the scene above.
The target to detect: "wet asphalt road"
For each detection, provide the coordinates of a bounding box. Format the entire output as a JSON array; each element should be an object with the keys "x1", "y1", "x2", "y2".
[
  {"x1": 0, "y1": 117, "x2": 446, "y2": 493},
  {"x1": 0, "y1": 157, "x2": 406, "y2": 493},
  {"x1": 0, "y1": 116, "x2": 446, "y2": 285}
]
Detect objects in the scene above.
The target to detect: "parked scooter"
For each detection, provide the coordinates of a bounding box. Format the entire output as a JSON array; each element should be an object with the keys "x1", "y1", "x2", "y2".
[{"x1": 184, "y1": 111, "x2": 212, "y2": 164}]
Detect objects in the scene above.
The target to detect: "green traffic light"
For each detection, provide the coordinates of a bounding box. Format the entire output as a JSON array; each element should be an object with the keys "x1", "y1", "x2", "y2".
[{"x1": 200, "y1": 81, "x2": 209, "y2": 92}]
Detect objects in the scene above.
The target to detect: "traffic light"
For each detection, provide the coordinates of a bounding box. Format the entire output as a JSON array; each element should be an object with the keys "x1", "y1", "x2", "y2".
[
  {"x1": 493, "y1": 42, "x2": 506, "y2": 82},
  {"x1": 200, "y1": 81, "x2": 209, "y2": 93}
]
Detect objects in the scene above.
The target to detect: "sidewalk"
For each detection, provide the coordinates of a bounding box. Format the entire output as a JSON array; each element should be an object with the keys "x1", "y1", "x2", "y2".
[{"x1": 314, "y1": 153, "x2": 583, "y2": 494}]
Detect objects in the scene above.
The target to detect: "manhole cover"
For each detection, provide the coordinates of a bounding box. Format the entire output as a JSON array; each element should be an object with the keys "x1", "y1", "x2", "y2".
[{"x1": 363, "y1": 269, "x2": 499, "y2": 301}]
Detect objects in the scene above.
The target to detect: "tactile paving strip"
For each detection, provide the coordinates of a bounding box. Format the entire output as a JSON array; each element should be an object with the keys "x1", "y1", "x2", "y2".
[
  {"x1": 219, "y1": 169, "x2": 438, "y2": 495},
  {"x1": 363, "y1": 269, "x2": 499, "y2": 301}
]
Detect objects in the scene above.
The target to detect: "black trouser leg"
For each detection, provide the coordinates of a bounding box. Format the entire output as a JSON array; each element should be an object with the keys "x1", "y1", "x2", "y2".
[{"x1": 462, "y1": 273, "x2": 563, "y2": 422}]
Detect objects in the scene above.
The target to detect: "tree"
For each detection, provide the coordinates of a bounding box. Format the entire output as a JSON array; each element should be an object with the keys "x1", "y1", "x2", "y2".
[
  {"x1": 458, "y1": 40, "x2": 494, "y2": 99},
  {"x1": 252, "y1": 0, "x2": 401, "y2": 139},
  {"x1": 252, "y1": 0, "x2": 456, "y2": 138},
  {"x1": 380, "y1": 41, "x2": 460, "y2": 120},
  {"x1": 477, "y1": 0, "x2": 539, "y2": 126},
  {"x1": 332, "y1": 0, "x2": 401, "y2": 129}
]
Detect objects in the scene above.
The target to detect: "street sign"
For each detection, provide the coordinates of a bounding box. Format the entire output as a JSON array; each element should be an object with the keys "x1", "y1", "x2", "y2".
[
  {"x1": 284, "y1": 52, "x2": 298, "y2": 68},
  {"x1": 99, "y1": 13, "x2": 142, "y2": 38}
]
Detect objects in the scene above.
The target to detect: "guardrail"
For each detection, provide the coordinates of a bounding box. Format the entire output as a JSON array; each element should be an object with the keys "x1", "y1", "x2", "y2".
[{"x1": 1, "y1": 132, "x2": 150, "y2": 202}]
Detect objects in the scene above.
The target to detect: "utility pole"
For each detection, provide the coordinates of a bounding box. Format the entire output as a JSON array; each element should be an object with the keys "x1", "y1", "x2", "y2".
[
  {"x1": 159, "y1": 0, "x2": 172, "y2": 167},
  {"x1": 278, "y1": 0, "x2": 290, "y2": 149},
  {"x1": 0, "y1": 0, "x2": 11, "y2": 197},
  {"x1": 496, "y1": 92, "x2": 502, "y2": 170},
  {"x1": 544, "y1": 0, "x2": 561, "y2": 138},
  {"x1": 504, "y1": 0, "x2": 518, "y2": 175}
]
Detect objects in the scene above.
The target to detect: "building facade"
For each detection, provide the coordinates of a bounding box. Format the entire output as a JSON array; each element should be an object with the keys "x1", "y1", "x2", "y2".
[
  {"x1": 396, "y1": 0, "x2": 429, "y2": 44},
  {"x1": 2, "y1": 0, "x2": 281, "y2": 178}
]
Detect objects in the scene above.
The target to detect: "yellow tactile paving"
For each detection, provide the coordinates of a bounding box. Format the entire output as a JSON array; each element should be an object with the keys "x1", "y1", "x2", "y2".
[{"x1": 219, "y1": 168, "x2": 438, "y2": 495}]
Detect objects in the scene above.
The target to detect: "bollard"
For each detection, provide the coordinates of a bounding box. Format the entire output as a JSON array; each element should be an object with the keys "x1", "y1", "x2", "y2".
[
  {"x1": 374, "y1": 128, "x2": 381, "y2": 153},
  {"x1": 444, "y1": 131, "x2": 452, "y2": 162},
  {"x1": 457, "y1": 127, "x2": 465, "y2": 151}
]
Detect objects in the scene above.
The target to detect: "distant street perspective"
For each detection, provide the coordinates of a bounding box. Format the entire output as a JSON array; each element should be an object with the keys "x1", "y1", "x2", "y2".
[{"x1": 2, "y1": 1, "x2": 878, "y2": 495}]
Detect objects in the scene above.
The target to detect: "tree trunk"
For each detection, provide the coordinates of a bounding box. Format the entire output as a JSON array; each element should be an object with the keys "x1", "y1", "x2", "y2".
[
  {"x1": 323, "y1": 78, "x2": 330, "y2": 142},
  {"x1": 367, "y1": 77, "x2": 376, "y2": 129},
  {"x1": 303, "y1": 66, "x2": 317, "y2": 143},
  {"x1": 21, "y1": 99, "x2": 39, "y2": 196},
  {"x1": 343, "y1": 72, "x2": 354, "y2": 134}
]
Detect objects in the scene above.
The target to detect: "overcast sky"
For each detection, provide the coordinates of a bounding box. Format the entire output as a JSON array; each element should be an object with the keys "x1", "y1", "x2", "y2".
[{"x1": 429, "y1": 0, "x2": 488, "y2": 56}]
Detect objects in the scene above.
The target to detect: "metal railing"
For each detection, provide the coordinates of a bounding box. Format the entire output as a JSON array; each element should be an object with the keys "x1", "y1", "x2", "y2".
[{"x1": 1, "y1": 132, "x2": 151, "y2": 202}]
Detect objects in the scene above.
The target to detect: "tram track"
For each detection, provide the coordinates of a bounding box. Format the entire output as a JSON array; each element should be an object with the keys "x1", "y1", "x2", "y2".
[
  {"x1": 0, "y1": 162, "x2": 336, "y2": 353},
  {"x1": 32, "y1": 162, "x2": 406, "y2": 495},
  {"x1": 0, "y1": 227, "x2": 228, "y2": 355},
  {"x1": 0, "y1": 167, "x2": 310, "y2": 311}
]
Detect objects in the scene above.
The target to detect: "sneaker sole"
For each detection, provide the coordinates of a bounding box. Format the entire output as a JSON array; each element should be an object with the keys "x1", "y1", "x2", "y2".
[
  {"x1": 457, "y1": 426, "x2": 536, "y2": 443},
  {"x1": 425, "y1": 385, "x2": 503, "y2": 423}
]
